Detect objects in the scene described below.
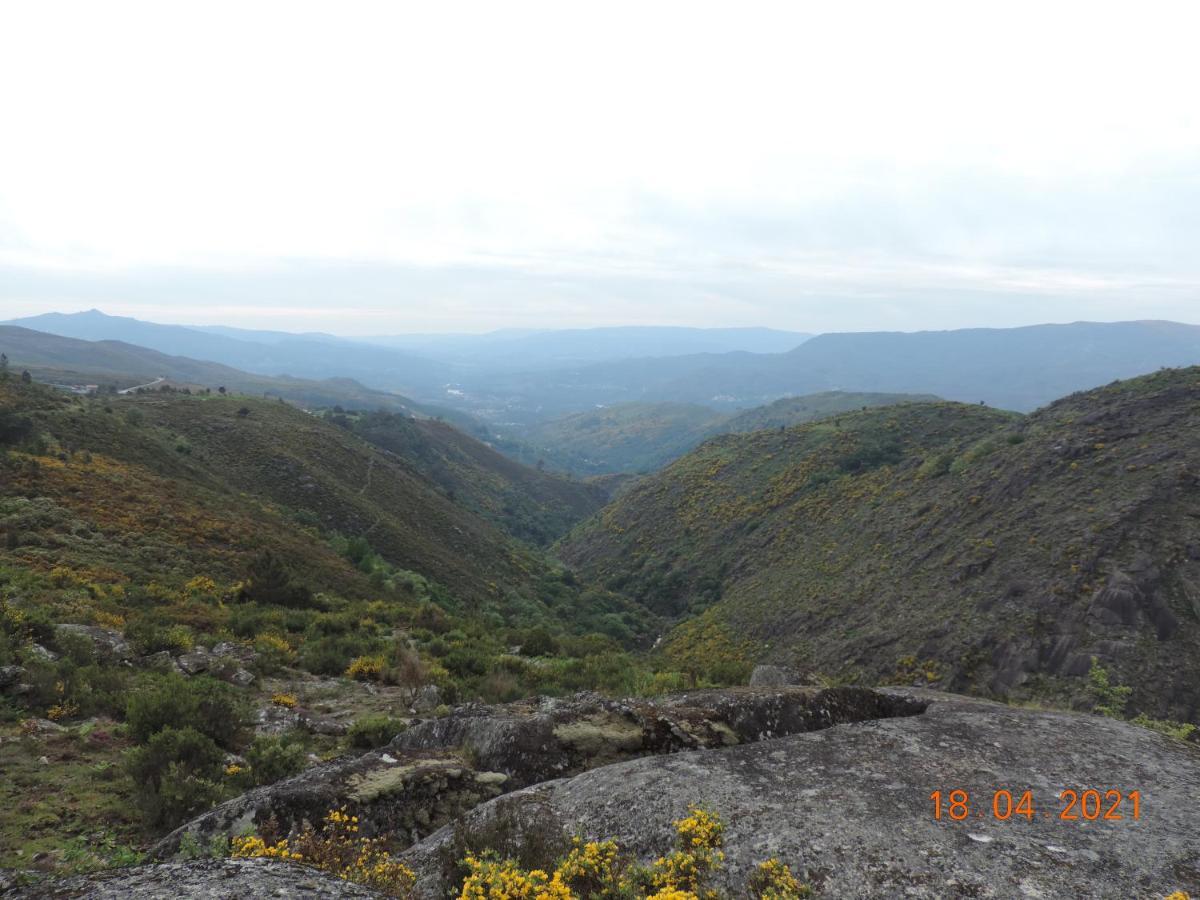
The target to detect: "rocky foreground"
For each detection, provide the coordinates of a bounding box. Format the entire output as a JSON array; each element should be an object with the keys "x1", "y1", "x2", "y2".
[{"x1": 5, "y1": 687, "x2": 1199, "y2": 898}]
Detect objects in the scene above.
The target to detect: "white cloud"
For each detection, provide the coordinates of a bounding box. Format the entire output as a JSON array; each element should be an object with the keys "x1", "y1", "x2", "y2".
[{"x1": 1, "y1": 0, "x2": 1198, "y2": 330}]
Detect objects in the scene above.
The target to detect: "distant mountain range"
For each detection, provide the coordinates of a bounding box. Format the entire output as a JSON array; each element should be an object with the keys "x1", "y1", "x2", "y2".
[
  {"x1": 461, "y1": 320, "x2": 1200, "y2": 416},
  {"x1": 5, "y1": 311, "x2": 1200, "y2": 426},
  {"x1": 0, "y1": 325, "x2": 433, "y2": 415},
  {"x1": 3, "y1": 310, "x2": 447, "y2": 395}
]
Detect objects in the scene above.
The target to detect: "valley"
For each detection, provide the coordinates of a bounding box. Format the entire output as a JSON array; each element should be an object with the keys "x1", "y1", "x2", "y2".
[{"x1": 1, "y1": 329, "x2": 1198, "y2": 898}]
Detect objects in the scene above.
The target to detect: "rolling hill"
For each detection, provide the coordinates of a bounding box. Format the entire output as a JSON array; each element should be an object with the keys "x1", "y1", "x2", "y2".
[
  {"x1": 4, "y1": 310, "x2": 445, "y2": 395},
  {"x1": 513, "y1": 392, "x2": 943, "y2": 476},
  {"x1": 519, "y1": 403, "x2": 729, "y2": 475},
  {"x1": 0, "y1": 380, "x2": 625, "y2": 625},
  {"x1": 330, "y1": 409, "x2": 608, "y2": 545},
  {"x1": 0, "y1": 325, "x2": 438, "y2": 414},
  {"x1": 720, "y1": 390, "x2": 942, "y2": 433},
  {"x1": 557, "y1": 368, "x2": 1200, "y2": 720}
]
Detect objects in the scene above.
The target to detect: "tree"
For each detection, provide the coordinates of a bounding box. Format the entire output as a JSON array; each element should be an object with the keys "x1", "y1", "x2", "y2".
[
  {"x1": 217, "y1": 386, "x2": 226, "y2": 394},
  {"x1": 237, "y1": 551, "x2": 313, "y2": 608},
  {"x1": 20, "y1": 371, "x2": 31, "y2": 384},
  {"x1": 0, "y1": 354, "x2": 8, "y2": 380}
]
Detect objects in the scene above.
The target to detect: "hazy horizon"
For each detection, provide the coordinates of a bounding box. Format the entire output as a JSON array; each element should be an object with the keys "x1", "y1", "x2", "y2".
[
  {"x1": 3, "y1": 2, "x2": 1198, "y2": 333},
  {"x1": 8, "y1": 306, "x2": 1200, "y2": 341}
]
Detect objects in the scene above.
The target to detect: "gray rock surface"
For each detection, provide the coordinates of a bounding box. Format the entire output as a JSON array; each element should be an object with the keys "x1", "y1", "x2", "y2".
[
  {"x1": 1, "y1": 858, "x2": 384, "y2": 898},
  {"x1": 0, "y1": 664, "x2": 25, "y2": 690},
  {"x1": 176, "y1": 650, "x2": 211, "y2": 676},
  {"x1": 210, "y1": 641, "x2": 256, "y2": 665},
  {"x1": 152, "y1": 686, "x2": 918, "y2": 861},
  {"x1": 748, "y1": 664, "x2": 807, "y2": 687},
  {"x1": 401, "y1": 689, "x2": 1200, "y2": 899},
  {"x1": 53, "y1": 625, "x2": 132, "y2": 662},
  {"x1": 389, "y1": 686, "x2": 919, "y2": 789},
  {"x1": 223, "y1": 667, "x2": 256, "y2": 688}
]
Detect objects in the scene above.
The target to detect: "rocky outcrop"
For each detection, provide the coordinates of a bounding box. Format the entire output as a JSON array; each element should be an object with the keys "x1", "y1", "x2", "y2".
[
  {"x1": 747, "y1": 664, "x2": 806, "y2": 687},
  {"x1": 149, "y1": 748, "x2": 505, "y2": 860},
  {"x1": 151, "y1": 686, "x2": 921, "y2": 860},
  {"x1": 390, "y1": 685, "x2": 919, "y2": 787},
  {"x1": 1, "y1": 858, "x2": 384, "y2": 898},
  {"x1": 399, "y1": 688, "x2": 1200, "y2": 899},
  {"x1": 53, "y1": 625, "x2": 132, "y2": 663}
]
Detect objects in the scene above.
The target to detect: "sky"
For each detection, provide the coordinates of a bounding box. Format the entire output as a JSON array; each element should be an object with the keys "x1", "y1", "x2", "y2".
[{"x1": 1, "y1": 0, "x2": 1199, "y2": 334}]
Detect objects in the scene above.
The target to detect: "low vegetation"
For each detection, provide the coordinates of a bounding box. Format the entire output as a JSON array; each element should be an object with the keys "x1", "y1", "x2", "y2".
[
  {"x1": 231, "y1": 806, "x2": 809, "y2": 899},
  {"x1": 559, "y1": 369, "x2": 1200, "y2": 721}
]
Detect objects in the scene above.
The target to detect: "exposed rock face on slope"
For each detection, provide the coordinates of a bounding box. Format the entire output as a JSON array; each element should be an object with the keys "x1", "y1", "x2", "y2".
[
  {"x1": 0, "y1": 858, "x2": 385, "y2": 899},
  {"x1": 401, "y1": 689, "x2": 1200, "y2": 899},
  {"x1": 150, "y1": 687, "x2": 920, "y2": 859}
]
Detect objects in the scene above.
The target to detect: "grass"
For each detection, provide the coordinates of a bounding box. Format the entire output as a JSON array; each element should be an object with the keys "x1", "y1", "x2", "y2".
[{"x1": 0, "y1": 719, "x2": 142, "y2": 872}]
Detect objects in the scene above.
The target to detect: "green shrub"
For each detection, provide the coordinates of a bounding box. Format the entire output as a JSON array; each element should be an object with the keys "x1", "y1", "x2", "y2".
[
  {"x1": 243, "y1": 733, "x2": 308, "y2": 785},
  {"x1": 298, "y1": 633, "x2": 383, "y2": 676},
  {"x1": 443, "y1": 646, "x2": 490, "y2": 678},
  {"x1": 236, "y1": 551, "x2": 313, "y2": 609},
  {"x1": 126, "y1": 619, "x2": 194, "y2": 655},
  {"x1": 347, "y1": 714, "x2": 408, "y2": 749},
  {"x1": 126, "y1": 726, "x2": 224, "y2": 830},
  {"x1": 1088, "y1": 658, "x2": 1132, "y2": 719},
  {"x1": 126, "y1": 674, "x2": 249, "y2": 749},
  {"x1": 514, "y1": 626, "x2": 558, "y2": 658}
]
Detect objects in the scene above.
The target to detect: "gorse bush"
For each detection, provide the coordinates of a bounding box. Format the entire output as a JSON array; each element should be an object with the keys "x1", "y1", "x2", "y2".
[
  {"x1": 233, "y1": 807, "x2": 415, "y2": 896},
  {"x1": 455, "y1": 807, "x2": 811, "y2": 900}
]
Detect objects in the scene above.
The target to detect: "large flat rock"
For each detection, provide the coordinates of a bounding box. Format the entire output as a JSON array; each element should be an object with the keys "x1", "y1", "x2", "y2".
[
  {"x1": 401, "y1": 689, "x2": 1200, "y2": 898},
  {"x1": 0, "y1": 858, "x2": 384, "y2": 899},
  {"x1": 152, "y1": 686, "x2": 916, "y2": 860}
]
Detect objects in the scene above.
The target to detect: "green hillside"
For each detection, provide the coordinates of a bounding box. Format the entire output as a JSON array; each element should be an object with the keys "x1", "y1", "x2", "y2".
[
  {"x1": 0, "y1": 325, "x2": 426, "y2": 413},
  {"x1": 328, "y1": 409, "x2": 608, "y2": 545},
  {"x1": 558, "y1": 369, "x2": 1200, "y2": 721},
  {"x1": 0, "y1": 380, "x2": 657, "y2": 655},
  {"x1": 722, "y1": 390, "x2": 942, "y2": 433},
  {"x1": 515, "y1": 392, "x2": 943, "y2": 476},
  {"x1": 0, "y1": 377, "x2": 679, "y2": 869},
  {"x1": 521, "y1": 402, "x2": 728, "y2": 475}
]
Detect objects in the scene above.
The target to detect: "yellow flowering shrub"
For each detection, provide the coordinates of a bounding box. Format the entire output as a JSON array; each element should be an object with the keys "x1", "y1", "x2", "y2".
[
  {"x1": 747, "y1": 859, "x2": 810, "y2": 899},
  {"x1": 455, "y1": 807, "x2": 807, "y2": 900},
  {"x1": 346, "y1": 654, "x2": 386, "y2": 682},
  {"x1": 224, "y1": 764, "x2": 244, "y2": 777},
  {"x1": 184, "y1": 575, "x2": 219, "y2": 597},
  {"x1": 232, "y1": 807, "x2": 415, "y2": 896},
  {"x1": 46, "y1": 701, "x2": 79, "y2": 721},
  {"x1": 255, "y1": 632, "x2": 296, "y2": 667},
  {"x1": 554, "y1": 838, "x2": 623, "y2": 896},
  {"x1": 271, "y1": 692, "x2": 299, "y2": 708},
  {"x1": 460, "y1": 855, "x2": 573, "y2": 899},
  {"x1": 92, "y1": 609, "x2": 126, "y2": 630},
  {"x1": 231, "y1": 834, "x2": 303, "y2": 861},
  {"x1": 649, "y1": 808, "x2": 725, "y2": 896}
]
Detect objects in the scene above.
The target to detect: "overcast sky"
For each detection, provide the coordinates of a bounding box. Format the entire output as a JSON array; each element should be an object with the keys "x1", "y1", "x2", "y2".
[{"x1": 2, "y1": 1, "x2": 1198, "y2": 334}]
